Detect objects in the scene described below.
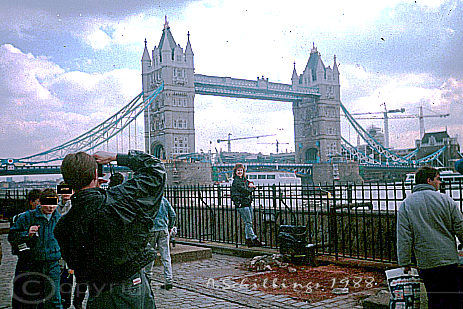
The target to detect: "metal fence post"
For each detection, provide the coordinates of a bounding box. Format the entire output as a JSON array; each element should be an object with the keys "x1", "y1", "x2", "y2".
[
  {"x1": 196, "y1": 185, "x2": 202, "y2": 243},
  {"x1": 234, "y1": 206, "x2": 239, "y2": 248},
  {"x1": 330, "y1": 183, "x2": 338, "y2": 260},
  {"x1": 217, "y1": 185, "x2": 222, "y2": 207},
  {"x1": 347, "y1": 184, "x2": 352, "y2": 205}
]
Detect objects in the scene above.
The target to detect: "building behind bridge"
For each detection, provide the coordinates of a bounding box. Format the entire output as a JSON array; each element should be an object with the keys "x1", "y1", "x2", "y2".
[{"x1": 416, "y1": 130, "x2": 461, "y2": 167}]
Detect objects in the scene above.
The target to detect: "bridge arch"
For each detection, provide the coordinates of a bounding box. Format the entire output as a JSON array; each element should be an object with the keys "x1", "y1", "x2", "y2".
[
  {"x1": 152, "y1": 143, "x2": 166, "y2": 160},
  {"x1": 305, "y1": 148, "x2": 319, "y2": 163}
]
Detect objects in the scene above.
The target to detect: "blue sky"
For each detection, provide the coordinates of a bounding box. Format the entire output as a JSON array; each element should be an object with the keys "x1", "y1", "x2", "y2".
[{"x1": 1, "y1": 0, "x2": 462, "y2": 159}]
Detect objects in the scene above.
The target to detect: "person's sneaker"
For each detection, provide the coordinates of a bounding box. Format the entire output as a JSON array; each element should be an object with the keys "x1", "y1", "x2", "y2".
[{"x1": 160, "y1": 283, "x2": 173, "y2": 290}]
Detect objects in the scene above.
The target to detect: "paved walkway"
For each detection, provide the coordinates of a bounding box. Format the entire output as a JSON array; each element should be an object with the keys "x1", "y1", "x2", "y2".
[{"x1": 0, "y1": 234, "x2": 380, "y2": 309}]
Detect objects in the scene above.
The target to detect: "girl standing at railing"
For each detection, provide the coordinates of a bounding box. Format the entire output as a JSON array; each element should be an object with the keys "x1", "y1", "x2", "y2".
[{"x1": 231, "y1": 163, "x2": 262, "y2": 247}]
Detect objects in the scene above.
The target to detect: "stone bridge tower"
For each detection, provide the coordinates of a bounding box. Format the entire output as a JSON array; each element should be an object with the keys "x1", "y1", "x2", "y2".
[
  {"x1": 141, "y1": 17, "x2": 195, "y2": 159},
  {"x1": 292, "y1": 45, "x2": 341, "y2": 163}
]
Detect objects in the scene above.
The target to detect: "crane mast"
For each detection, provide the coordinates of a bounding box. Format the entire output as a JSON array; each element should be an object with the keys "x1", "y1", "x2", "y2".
[
  {"x1": 419, "y1": 106, "x2": 425, "y2": 139},
  {"x1": 258, "y1": 139, "x2": 290, "y2": 153},
  {"x1": 381, "y1": 103, "x2": 404, "y2": 149},
  {"x1": 350, "y1": 103, "x2": 405, "y2": 149}
]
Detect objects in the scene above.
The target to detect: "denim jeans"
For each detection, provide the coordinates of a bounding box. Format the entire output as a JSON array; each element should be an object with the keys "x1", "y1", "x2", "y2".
[
  {"x1": 237, "y1": 206, "x2": 257, "y2": 240},
  {"x1": 87, "y1": 269, "x2": 155, "y2": 309},
  {"x1": 12, "y1": 260, "x2": 62, "y2": 309},
  {"x1": 152, "y1": 229, "x2": 172, "y2": 285}
]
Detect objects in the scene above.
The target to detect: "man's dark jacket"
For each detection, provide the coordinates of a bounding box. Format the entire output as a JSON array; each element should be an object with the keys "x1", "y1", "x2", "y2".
[{"x1": 54, "y1": 150, "x2": 166, "y2": 285}]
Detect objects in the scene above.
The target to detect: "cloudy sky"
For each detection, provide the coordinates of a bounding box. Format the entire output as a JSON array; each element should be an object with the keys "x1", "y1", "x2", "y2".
[{"x1": 1, "y1": 0, "x2": 462, "y2": 161}]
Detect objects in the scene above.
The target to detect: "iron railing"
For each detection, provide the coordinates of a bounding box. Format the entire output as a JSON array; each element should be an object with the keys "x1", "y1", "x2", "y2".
[
  {"x1": 2, "y1": 180, "x2": 462, "y2": 263},
  {"x1": 164, "y1": 181, "x2": 463, "y2": 263}
]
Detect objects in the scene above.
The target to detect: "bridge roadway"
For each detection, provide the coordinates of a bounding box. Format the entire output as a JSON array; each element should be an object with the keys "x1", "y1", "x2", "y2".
[
  {"x1": 0, "y1": 165, "x2": 130, "y2": 177},
  {"x1": 0, "y1": 163, "x2": 312, "y2": 177},
  {"x1": 0, "y1": 232, "x2": 382, "y2": 309},
  {"x1": 0, "y1": 162, "x2": 415, "y2": 179}
]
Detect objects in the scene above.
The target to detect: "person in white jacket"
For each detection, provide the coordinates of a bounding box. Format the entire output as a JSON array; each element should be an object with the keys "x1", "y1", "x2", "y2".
[{"x1": 397, "y1": 166, "x2": 463, "y2": 308}]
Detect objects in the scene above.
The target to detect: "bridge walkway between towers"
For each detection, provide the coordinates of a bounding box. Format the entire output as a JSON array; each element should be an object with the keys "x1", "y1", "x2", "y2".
[{"x1": 194, "y1": 74, "x2": 320, "y2": 102}]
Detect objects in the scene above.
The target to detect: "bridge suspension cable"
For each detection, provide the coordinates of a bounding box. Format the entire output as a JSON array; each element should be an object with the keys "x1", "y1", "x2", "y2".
[
  {"x1": 340, "y1": 103, "x2": 411, "y2": 165},
  {"x1": 340, "y1": 136, "x2": 382, "y2": 165},
  {"x1": 341, "y1": 103, "x2": 447, "y2": 167},
  {"x1": 415, "y1": 145, "x2": 446, "y2": 166},
  {"x1": 402, "y1": 148, "x2": 419, "y2": 160},
  {"x1": 18, "y1": 83, "x2": 164, "y2": 164}
]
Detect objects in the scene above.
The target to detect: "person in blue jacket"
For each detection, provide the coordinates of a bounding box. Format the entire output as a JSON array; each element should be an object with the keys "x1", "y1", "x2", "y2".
[
  {"x1": 8, "y1": 188, "x2": 62, "y2": 309},
  {"x1": 149, "y1": 196, "x2": 176, "y2": 290}
]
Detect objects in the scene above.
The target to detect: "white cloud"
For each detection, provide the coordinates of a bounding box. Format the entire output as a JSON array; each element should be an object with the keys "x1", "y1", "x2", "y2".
[
  {"x1": 84, "y1": 27, "x2": 113, "y2": 50},
  {"x1": 0, "y1": 44, "x2": 142, "y2": 158},
  {"x1": 0, "y1": 44, "x2": 64, "y2": 109}
]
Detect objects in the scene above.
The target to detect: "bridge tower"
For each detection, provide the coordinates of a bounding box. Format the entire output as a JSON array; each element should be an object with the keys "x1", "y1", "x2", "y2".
[
  {"x1": 141, "y1": 17, "x2": 195, "y2": 159},
  {"x1": 292, "y1": 45, "x2": 341, "y2": 163}
]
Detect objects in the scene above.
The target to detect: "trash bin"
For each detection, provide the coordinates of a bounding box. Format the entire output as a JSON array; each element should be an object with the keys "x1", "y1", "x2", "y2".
[{"x1": 278, "y1": 225, "x2": 315, "y2": 265}]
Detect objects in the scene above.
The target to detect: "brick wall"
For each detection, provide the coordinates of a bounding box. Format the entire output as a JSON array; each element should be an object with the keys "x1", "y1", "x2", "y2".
[
  {"x1": 313, "y1": 162, "x2": 363, "y2": 184},
  {"x1": 165, "y1": 161, "x2": 212, "y2": 186}
]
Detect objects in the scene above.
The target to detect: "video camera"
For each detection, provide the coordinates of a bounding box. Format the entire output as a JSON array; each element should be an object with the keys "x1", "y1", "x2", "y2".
[{"x1": 57, "y1": 184, "x2": 73, "y2": 195}]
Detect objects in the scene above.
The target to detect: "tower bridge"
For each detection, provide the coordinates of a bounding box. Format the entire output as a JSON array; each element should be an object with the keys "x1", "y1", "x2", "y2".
[
  {"x1": 142, "y1": 18, "x2": 341, "y2": 165},
  {"x1": 0, "y1": 18, "x2": 450, "y2": 178}
]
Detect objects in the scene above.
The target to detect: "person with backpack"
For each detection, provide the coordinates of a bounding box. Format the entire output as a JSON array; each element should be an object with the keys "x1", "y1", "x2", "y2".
[{"x1": 8, "y1": 188, "x2": 63, "y2": 308}]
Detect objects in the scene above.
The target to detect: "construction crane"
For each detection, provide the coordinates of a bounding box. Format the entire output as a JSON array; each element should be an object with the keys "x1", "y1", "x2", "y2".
[
  {"x1": 258, "y1": 139, "x2": 290, "y2": 153},
  {"x1": 416, "y1": 106, "x2": 450, "y2": 139},
  {"x1": 349, "y1": 103, "x2": 405, "y2": 149},
  {"x1": 353, "y1": 105, "x2": 449, "y2": 146},
  {"x1": 217, "y1": 133, "x2": 276, "y2": 152}
]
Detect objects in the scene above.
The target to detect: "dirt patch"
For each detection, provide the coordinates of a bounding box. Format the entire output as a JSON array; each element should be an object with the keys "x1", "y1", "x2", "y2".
[{"x1": 234, "y1": 258, "x2": 388, "y2": 303}]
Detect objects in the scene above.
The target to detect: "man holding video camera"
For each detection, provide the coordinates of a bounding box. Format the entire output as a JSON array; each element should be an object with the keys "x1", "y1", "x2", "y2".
[
  {"x1": 54, "y1": 150, "x2": 165, "y2": 309},
  {"x1": 8, "y1": 188, "x2": 63, "y2": 308}
]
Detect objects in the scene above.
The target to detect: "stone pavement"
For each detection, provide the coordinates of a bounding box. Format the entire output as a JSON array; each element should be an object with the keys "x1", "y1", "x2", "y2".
[
  {"x1": 150, "y1": 252, "x2": 378, "y2": 309},
  {"x1": 0, "y1": 233, "x2": 384, "y2": 309}
]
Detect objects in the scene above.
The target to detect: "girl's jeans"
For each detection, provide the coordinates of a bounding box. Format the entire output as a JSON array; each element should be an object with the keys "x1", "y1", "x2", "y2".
[{"x1": 237, "y1": 206, "x2": 257, "y2": 240}]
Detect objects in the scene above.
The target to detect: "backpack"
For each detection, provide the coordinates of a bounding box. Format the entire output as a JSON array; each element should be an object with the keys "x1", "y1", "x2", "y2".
[{"x1": 10, "y1": 212, "x2": 29, "y2": 256}]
